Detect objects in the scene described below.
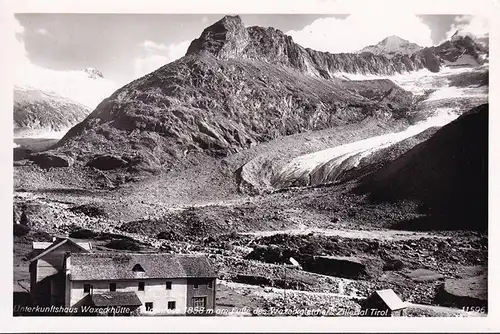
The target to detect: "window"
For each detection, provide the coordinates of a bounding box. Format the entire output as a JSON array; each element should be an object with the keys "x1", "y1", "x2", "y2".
[
  {"x1": 83, "y1": 284, "x2": 92, "y2": 293},
  {"x1": 207, "y1": 280, "x2": 213, "y2": 289},
  {"x1": 109, "y1": 283, "x2": 116, "y2": 292},
  {"x1": 132, "y1": 264, "x2": 145, "y2": 272},
  {"x1": 193, "y1": 283, "x2": 199, "y2": 289},
  {"x1": 193, "y1": 297, "x2": 206, "y2": 308},
  {"x1": 138, "y1": 282, "x2": 145, "y2": 291},
  {"x1": 167, "y1": 301, "x2": 176, "y2": 310},
  {"x1": 145, "y1": 302, "x2": 153, "y2": 312},
  {"x1": 166, "y1": 281, "x2": 172, "y2": 290}
]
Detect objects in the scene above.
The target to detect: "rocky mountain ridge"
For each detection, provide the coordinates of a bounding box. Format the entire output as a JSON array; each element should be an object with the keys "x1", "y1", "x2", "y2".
[
  {"x1": 187, "y1": 16, "x2": 487, "y2": 76},
  {"x1": 14, "y1": 66, "x2": 113, "y2": 139},
  {"x1": 187, "y1": 16, "x2": 436, "y2": 76},
  {"x1": 14, "y1": 87, "x2": 90, "y2": 138}
]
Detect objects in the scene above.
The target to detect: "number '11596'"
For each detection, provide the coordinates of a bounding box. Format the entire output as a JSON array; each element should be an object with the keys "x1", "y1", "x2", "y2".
[{"x1": 462, "y1": 306, "x2": 487, "y2": 313}]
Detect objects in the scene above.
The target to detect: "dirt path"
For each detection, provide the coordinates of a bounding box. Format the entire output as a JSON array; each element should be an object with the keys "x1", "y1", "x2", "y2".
[
  {"x1": 218, "y1": 280, "x2": 483, "y2": 317},
  {"x1": 219, "y1": 279, "x2": 362, "y2": 299},
  {"x1": 242, "y1": 227, "x2": 449, "y2": 241}
]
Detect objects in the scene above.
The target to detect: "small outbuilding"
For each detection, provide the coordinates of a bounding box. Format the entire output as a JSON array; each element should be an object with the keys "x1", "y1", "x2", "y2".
[{"x1": 360, "y1": 289, "x2": 407, "y2": 317}]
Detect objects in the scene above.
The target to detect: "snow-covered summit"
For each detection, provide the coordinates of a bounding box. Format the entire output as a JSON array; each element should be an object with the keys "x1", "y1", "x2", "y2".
[{"x1": 358, "y1": 36, "x2": 423, "y2": 56}]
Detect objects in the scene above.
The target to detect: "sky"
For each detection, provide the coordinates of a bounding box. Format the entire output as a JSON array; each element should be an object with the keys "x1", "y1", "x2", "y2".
[{"x1": 14, "y1": 13, "x2": 489, "y2": 90}]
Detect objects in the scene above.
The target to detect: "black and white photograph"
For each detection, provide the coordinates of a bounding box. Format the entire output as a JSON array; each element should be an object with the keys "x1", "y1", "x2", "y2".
[{"x1": 7, "y1": 0, "x2": 496, "y2": 330}]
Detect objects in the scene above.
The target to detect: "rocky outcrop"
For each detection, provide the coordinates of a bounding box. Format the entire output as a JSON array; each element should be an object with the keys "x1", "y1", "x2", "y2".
[
  {"x1": 14, "y1": 147, "x2": 33, "y2": 161},
  {"x1": 434, "y1": 275, "x2": 487, "y2": 308},
  {"x1": 86, "y1": 154, "x2": 129, "y2": 170},
  {"x1": 307, "y1": 256, "x2": 368, "y2": 279},
  {"x1": 29, "y1": 152, "x2": 74, "y2": 168},
  {"x1": 433, "y1": 35, "x2": 489, "y2": 68}
]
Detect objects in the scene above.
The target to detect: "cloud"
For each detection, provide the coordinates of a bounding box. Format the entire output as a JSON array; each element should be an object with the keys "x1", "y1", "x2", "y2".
[
  {"x1": 286, "y1": 12, "x2": 434, "y2": 53},
  {"x1": 443, "y1": 15, "x2": 489, "y2": 41},
  {"x1": 13, "y1": 17, "x2": 117, "y2": 109},
  {"x1": 134, "y1": 54, "x2": 170, "y2": 78},
  {"x1": 133, "y1": 40, "x2": 191, "y2": 79},
  {"x1": 142, "y1": 40, "x2": 169, "y2": 51},
  {"x1": 14, "y1": 17, "x2": 28, "y2": 63}
]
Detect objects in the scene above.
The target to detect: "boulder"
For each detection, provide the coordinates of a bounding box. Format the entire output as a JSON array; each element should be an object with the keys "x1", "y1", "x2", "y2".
[
  {"x1": 14, "y1": 147, "x2": 33, "y2": 161},
  {"x1": 69, "y1": 204, "x2": 107, "y2": 217},
  {"x1": 383, "y1": 259, "x2": 404, "y2": 271},
  {"x1": 86, "y1": 154, "x2": 128, "y2": 170},
  {"x1": 13, "y1": 223, "x2": 30, "y2": 237},
  {"x1": 105, "y1": 239, "x2": 141, "y2": 251},
  {"x1": 157, "y1": 230, "x2": 185, "y2": 242},
  {"x1": 306, "y1": 256, "x2": 368, "y2": 279},
  {"x1": 434, "y1": 274, "x2": 487, "y2": 308},
  {"x1": 234, "y1": 274, "x2": 273, "y2": 286},
  {"x1": 69, "y1": 229, "x2": 98, "y2": 239},
  {"x1": 29, "y1": 152, "x2": 73, "y2": 168}
]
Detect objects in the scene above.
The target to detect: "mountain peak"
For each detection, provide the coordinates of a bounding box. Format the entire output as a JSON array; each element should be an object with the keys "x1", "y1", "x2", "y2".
[
  {"x1": 185, "y1": 15, "x2": 250, "y2": 59},
  {"x1": 378, "y1": 35, "x2": 420, "y2": 49},
  {"x1": 358, "y1": 36, "x2": 422, "y2": 56},
  {"x1": 380, "y1": 35, "x2": 409, "y2": 44}
]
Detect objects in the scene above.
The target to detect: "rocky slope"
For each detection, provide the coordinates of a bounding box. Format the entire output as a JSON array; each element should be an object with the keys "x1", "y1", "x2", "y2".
[
  {"x1": 434, "y1": 33, "x2": 489, "y2": 68},
  {"x1": 358, "y1": 36, "x2": 423, "y2": 57},
  {"x1": 357, "y1": 104, "x2": 488, "y2": 230},
  {"x1": 14, "y1": 87, "x2": 90, "y2": 138}
]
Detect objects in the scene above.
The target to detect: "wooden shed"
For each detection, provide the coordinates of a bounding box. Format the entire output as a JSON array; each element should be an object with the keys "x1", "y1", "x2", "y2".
[{"x1": 361, "y1": 289, "x2": 407, "y2": 317}]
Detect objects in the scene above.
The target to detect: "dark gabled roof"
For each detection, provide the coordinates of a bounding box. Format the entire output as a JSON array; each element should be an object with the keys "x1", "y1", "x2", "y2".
[
  {"x1": 70, "y1": 253, "x2": 217, "y2": 281},
  {"x1": 90, "y1": 292, "x2": 142, "y2": 307}
]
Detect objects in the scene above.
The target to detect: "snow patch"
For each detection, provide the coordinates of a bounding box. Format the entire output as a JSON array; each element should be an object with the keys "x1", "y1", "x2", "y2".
[
  {"x1": 14, "y1": 127, "x2": 71, "y2": 140},
  {"x1": 426, "y1": 86, "x2": 486, "y2": 101}
]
